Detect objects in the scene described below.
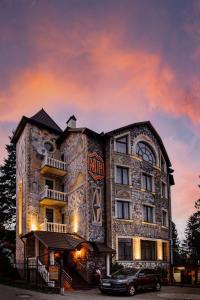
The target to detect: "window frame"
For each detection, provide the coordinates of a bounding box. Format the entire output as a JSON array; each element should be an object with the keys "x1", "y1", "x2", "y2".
[
  {"x1": 142, "y1": 173, "x2": 154, "y2": 192},
  {"x1": 162, "y1": 209, "x2": 168, "y2": 227},
  {"x1": 116, "y1": 200, "x2": 130, "y2": 220},
  {"x1": 141, "y1": 239, "x2": 157, "y2": 261},
  {"x1": 118, "y1": 238, "x2": 133, "y2": 261},
  {"x1": 115, "y1": 165, "x2": 130, "y2": 185},
  {"x1": 136, "y1": 141, "x2": 156, "y2": 165},
  {"x1": 143, "y1": 204, "x2": 155, "y2": 224},
  {"x1": 161, "y1": 181, "x2": 167, "y2": 198},
  {"x1": 114, "y1": 132, "x2": 130, "y2": 154}
]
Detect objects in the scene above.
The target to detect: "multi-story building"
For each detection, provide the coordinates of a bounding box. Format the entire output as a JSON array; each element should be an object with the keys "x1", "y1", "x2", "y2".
[{"x1": 13, "y1": 109, "x2": 174, "y2": 287}]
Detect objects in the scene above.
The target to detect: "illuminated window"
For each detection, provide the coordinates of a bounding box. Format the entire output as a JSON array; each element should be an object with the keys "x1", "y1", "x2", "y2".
[{"x1": 136, "y1": 142, "x2": 156, "y2": 165}]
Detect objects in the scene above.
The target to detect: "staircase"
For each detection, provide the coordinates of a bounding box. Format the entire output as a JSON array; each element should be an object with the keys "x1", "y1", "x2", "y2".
[
  {"x1": 66, "y1": 267, "x2": 95, "y2": 291},
  {"x1": 28, "y1": 257, "x2": 55, "y2": 287}
]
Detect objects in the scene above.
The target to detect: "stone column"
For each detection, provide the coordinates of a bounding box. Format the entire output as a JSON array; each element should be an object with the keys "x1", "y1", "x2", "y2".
[{"x1": 106, "y1": 254, "x2": 110, "y2": 276}]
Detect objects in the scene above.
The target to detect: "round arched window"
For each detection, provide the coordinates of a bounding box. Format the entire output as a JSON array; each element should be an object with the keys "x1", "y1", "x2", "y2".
[
  {"x1": 44, "y1": 141, "x2": 55, "y2": 153},
  {"x1": 136, "y1": 142, "x2": 156, "y2": 165}
]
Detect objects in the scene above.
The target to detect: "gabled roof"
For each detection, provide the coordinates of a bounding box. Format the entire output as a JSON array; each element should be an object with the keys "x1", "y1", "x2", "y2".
[
  {"x1": 12, "y1": 108, "x2": 62, "y2": 144},
  {"x1": 56, "y1": 126, "x2": 103, "y2": 144},
  {"x1": 105, "y1": 121, "x2": 171, "y2": 167}
]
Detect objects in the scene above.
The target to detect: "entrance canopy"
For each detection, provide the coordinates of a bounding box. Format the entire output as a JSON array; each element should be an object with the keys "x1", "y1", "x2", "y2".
[{"x1": 22, "y1": 231, "x2": 115, "y2": 253}]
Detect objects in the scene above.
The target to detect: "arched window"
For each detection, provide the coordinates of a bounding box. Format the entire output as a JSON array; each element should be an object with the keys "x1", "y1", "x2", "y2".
[{"x1": 136, "y1": 142, "x2": 156, "y2": 165}]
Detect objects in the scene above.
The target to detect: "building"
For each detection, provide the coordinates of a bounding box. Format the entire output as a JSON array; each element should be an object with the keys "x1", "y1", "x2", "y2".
[{"x1": 12, "y1": 109, "x2": 174, "y2": 287}]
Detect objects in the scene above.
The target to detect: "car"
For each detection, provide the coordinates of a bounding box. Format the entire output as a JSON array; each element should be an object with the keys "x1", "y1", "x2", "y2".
[{"x1": 99, "y1": 268, "x2": 161, "y2": 296}]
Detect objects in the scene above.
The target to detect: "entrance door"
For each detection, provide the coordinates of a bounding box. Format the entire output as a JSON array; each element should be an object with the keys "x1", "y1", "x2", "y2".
[
  {"x1": 46, "y1": 208, "x2": 54, "y2": 223},
  {"x1": 45, "y1": 179, "x2": 54, "y2": 190}
]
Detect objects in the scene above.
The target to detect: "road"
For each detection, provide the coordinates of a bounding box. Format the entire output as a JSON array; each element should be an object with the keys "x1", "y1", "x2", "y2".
[{"x1": 0, "y1": 284, "x2": 200, "y2": 300}]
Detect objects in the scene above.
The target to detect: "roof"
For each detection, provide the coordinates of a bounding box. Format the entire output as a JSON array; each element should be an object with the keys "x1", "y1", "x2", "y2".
[
  {"x1": 105, "y1": 121, "x2": 171, "y2": 167},
  {"x1": 22, "y1": 231, "x2": 115, "y2": 253},
  {"x1": 57, "y1": 127, "x2": 103, "y2": 144},
  {"x1": 12, "y1": 109, "x2": 62, "y2": 144},
  {"x1": 23, "y1": 231, "x2": 85, "y2": 250},
  {"x1": 89, "y1": 242, "x2": 116, "y2": 253}
]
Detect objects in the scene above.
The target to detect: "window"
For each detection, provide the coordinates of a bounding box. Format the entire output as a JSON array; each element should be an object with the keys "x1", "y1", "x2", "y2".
[
  {"x1": 136, "y1": 142, "x2": 156, "y2": 165},
  {"x1": 162, "y1": 242, "x2": 168, "y2": 261},
  {"x1": 115, "y1": 135, "x2": 128, "y2": 154},
  {"x1": 161, "y1": 182, "x2": 167, "y2": 198},
  {"x1": 44, "y1": 141, "x2": 54, "y2": 152},
  {"x1": 162, "y1": 210, "x2": 168, "y2": 227},
  {"x1": 118, "y1": 238, "x2": 132, "y2": 260},
  {"x1": 142, "y1": 173, "x2": 153, "y2": 191},
  {"x1": 143, "y1": 205, "x2": 154, "y2": 223},
  {"x1": 46, "y1": 208, "x2": 54, "y2": 223},
  {"x1": 116, "y1": 166, "x2": 129, "y2": 185},
  {"x1": 117, "y1": 201, "x2": 130, "y2": 219},
  {"x1": 161, "y1": 156, "x2": 165, "y2": 172},
  {"x1": 141, "y1": 240, "x2": 156, "y2": 260},
  {"x1": 45, "y1": 179, "x2": 54, "y2": 190}
]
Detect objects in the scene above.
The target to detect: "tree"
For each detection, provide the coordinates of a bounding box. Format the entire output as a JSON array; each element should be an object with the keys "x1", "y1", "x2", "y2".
[
  {"x1": 184, "y1": 210, "x2": 200, "y2": 264},
  {"x1": 171, "y1": 221, "x2": 181, "y2": 264},
  {"x1": 0, "y1": 135, "x2": 16, "y2": 227}
]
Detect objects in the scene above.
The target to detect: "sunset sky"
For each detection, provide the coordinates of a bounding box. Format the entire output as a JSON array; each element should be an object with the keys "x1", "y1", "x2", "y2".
[{"x1": 0, "y1": 0, "x2": 200, "y2": 239}]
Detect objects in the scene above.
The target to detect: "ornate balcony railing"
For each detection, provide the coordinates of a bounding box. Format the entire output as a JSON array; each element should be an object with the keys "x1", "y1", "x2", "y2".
[
  {"x1": 40, "y1": 219, "x2": 67, "y2": 233},
  {"x1": 40, "y1": 156, "x2": 67, "y2": 176},
  {"x1": 40, "y1": 186, "x2": 67, "y2": 207},
  {"x1": 41, "y1": 186, "x2": 67, "y2": 201}
]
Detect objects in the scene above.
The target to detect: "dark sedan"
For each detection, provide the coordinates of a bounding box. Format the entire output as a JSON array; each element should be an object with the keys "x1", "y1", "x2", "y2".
[{"x1": 99, "y1": 268, "x2": 161, "y2": 296}]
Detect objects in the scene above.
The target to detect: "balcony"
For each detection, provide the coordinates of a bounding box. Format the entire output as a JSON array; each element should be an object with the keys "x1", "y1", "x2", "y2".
[
  {"x1": 40, "y1": 219, "x2": 67, "y2": 233},
  {"x1": 40, "y1": 186, "x2": 67, "y2": 207},
  {"x1": 40, "y1": 156, "x2": 67, "y2": 176}
]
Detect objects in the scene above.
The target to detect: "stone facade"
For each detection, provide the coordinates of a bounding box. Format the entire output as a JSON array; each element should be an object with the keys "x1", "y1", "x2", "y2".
[{"x1": 14, "y1": 110, "x2": 173, "y2": 276}]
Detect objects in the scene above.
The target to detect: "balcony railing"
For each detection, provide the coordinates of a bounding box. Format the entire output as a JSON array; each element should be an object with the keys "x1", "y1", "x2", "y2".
[
  {"x1": 40, "y1": 156, "x2": 67, "y2": 176},
  {"x1": 40, "y1": 186, "x2": 67, "y2": 207},
  {"x1": 40, "y1": 219, "x2": 67, "y2": 233}
]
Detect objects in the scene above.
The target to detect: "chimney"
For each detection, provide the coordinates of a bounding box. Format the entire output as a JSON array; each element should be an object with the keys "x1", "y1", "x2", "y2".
[{"x1": 66, "y1": 115, "x2": 77, "y2": 128}]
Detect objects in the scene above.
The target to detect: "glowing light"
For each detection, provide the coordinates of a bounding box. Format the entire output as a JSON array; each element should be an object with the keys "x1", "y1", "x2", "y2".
[
  {"x1": 157, "y1": 240, "x2": 163, "y2": 260},
  {"x1": 73, "y1": 212, "x2": 79, "y2": 233},
  {"x1": 31, "y1": 222, "x2": 37, "y2": 231},
  {"x1": 133, "y1": 237, "x2": 141, "y2": 260}
]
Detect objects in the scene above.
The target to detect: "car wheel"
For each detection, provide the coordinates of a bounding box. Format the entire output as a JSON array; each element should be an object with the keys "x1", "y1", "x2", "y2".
[
  {"x1": 154, "y1": 282, "x2": 161, "y2": 291},
  {"x1": 127, "y1": 284, "x2": 136, "y2": 296}
]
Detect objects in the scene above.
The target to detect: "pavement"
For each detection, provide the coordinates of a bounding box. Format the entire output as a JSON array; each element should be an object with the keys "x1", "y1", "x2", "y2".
[{"x1": 0, "y1": 284, "x2": 200, "y2": 300}]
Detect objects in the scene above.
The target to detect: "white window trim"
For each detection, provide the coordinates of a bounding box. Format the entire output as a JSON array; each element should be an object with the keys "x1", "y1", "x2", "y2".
[
  {"x1": 160, "y1": 154, "x2": 167, "y2": 173},
  {"x1": 161, "y1": 180, "x2": 168, "y2": 198},
  {"x1": 114, "y1": 132, "x2": 131, "y2": 155},
  {"x1": 115, "y1": 164, "x2": 131, "y2": 186},
  {"x1": 115, "y1": 198, "x2": 132, "y2": 220},
  {"x1": 132, "y1": 135, "x2": 159, "y2": 168},
  {"x1": 142, "y1": 203, "x2": 156, "y2": 224},
  {"x1": 141, "y1": 172, "x2": 155, "y2": 193},
  {"x1": 161, "y1": 208, "x2": 169, "y2": 228}
]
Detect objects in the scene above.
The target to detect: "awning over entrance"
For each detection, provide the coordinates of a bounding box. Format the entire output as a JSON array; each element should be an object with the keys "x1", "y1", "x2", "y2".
[
  {"x1": 23, "y1": 231, "x2": 85, "y2": 251},
  {"x1": 22, "y1": 231, "x2": 115, "y2": 253}
]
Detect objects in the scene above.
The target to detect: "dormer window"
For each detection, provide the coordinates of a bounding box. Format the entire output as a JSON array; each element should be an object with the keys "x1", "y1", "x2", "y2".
[
  {"x1": 115, "y1": 135, "x2": 128, "y2": 154},
  {"x1": 136, "y1": 142, "x2": 156, "y2": 165}
]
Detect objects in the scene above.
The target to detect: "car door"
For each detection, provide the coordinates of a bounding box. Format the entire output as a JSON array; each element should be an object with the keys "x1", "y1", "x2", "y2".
[
  {"x1": 137, "y1": 269, "x2": 148, "y2": 289},
  {"x1": 144, "y1": 269, "x2": 154, "y2": 288}
]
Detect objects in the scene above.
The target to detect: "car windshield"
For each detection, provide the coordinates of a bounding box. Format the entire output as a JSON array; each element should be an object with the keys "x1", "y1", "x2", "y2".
[{"x1": 112, "y1": 268, "x2": 138, "y2": 279}]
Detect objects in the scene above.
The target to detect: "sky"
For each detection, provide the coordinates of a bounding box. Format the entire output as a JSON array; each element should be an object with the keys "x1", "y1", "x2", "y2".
[{"x1": 0, "y1": 0, "x2": 200, "y2": 239}]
